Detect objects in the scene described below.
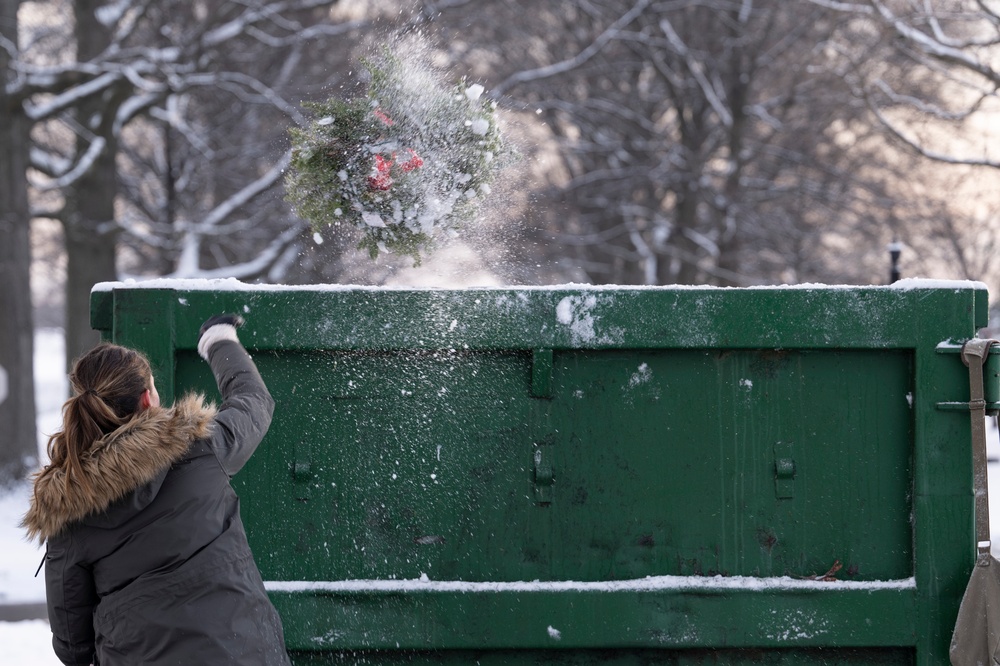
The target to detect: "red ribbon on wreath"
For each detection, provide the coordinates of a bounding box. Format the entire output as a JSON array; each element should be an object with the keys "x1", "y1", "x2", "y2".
[
  {"x1": 373, "y1": 108, "x2": 394, "y2": 126},
  {"x1": 400, "y1": 149, "x2": 423, "y2": 172},
  {"x1": 367, "y1": 154, "x2": 394, "y2": 190},
  {"x1": 367, "y1": 150, "x2": 423, "y2": 191}
]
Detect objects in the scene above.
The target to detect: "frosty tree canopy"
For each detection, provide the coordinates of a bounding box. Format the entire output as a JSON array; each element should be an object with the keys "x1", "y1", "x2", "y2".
[{"x1": 285, "y1": 48, "x2": 515, "y2": 264}]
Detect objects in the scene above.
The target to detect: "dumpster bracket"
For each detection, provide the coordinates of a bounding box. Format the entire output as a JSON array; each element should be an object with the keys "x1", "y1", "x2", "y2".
[
  {"x1": 773, "y1": 441, "x2": 796, "y2": 499},
  {"x1": 533, "y1": 442, "x2": 555, "y2": 504}
]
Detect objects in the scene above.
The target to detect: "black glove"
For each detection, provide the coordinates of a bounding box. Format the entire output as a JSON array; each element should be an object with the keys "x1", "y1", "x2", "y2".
[{"x1": 199, "y1": 313, "x2": 245, "y2": 336}]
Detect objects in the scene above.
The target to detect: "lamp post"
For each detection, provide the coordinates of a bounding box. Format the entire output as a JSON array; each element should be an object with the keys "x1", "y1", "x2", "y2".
[{"x1": 888, "y1": 241, "x2": 903, "y2": 284}]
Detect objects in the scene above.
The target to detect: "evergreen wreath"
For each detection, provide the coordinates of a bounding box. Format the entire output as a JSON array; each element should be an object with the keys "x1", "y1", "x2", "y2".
[{"x1": 285, "y1": 49, "x2": 514, "y2": 264}]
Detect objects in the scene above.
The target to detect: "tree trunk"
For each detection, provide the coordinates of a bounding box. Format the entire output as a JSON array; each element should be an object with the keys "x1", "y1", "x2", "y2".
[
  {"x1": 64, "y1": 222, "x2": 117, "y2": 365},
  {"x1": 714, "y1": 9, "x2": 752, "y2": 288},
  {"x1": 666, "y1": 187, "x2": 705, "y2": 285},
  {"x1": 63, "y1": 0, "x2": 121, "y2": 368},
  {"x1": 0, "y1": 0, "x2": 39, "y2": 484}
]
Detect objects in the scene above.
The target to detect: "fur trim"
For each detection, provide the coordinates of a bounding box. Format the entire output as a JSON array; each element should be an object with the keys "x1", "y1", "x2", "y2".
[{"x1": 22, "y1": 394, "x2": 217, "y2": 543}]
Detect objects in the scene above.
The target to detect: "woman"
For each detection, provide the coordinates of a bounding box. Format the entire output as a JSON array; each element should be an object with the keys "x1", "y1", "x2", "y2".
[{"x1": 22, "y1": 315, "x2": 291, "y2": 665}]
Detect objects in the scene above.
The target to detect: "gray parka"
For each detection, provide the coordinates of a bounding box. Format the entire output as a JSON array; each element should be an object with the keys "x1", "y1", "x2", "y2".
[{"x1": 22, "y1": 340, "x2": 291, "y2": 666}]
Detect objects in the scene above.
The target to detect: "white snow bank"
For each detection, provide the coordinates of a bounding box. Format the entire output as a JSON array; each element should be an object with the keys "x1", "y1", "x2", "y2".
[
  {"x1": 0, "y1": 621, "x2": 60, "y2": 664},
  {"x1": 0, "y1": 484, "x2": 45, "y2": 603},
  {"x1": 0, "y1": 328, "x2": 65, "y2": 605}
]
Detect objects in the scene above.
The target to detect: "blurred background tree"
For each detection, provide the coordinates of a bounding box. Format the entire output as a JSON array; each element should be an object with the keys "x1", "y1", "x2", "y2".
[
  {"x1": 2, "y1": 0, "x2": 998, "y2": 484},
  {"x1": 2, "y1": 0, "x2": 351, "y2": 484}
]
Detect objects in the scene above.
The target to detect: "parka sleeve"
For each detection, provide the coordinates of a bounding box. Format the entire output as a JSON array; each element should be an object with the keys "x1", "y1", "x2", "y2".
[
  {"x1": 45, "y1": 537, "x2": 98, "y2": 666},
  {"x1": 205, "y1": 338, "x2": 276, "y2": 476}
]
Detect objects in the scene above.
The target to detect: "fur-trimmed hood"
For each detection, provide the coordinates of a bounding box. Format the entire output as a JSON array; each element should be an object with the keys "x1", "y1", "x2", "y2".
[{"x1": 22, "y1": 394, "x2": 217, "y2": 543}]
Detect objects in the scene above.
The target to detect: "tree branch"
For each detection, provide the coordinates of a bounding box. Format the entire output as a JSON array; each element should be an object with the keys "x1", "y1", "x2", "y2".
[
  {"x1": 869, "y1": 0, "x2": 1000, "y2": 86},
  {"x1": 24, "y1": 72, "x2": 123, "y2": 121},
  {"x1": 193, "y1": 150, "x2": 292, "y2": 232},
  {"x1": 491, "y1": 0, "x2": 652, "y2": 97},
  {"x1": 659, "y1": 17, "x2": 733, "y2": 128},
  {"x1": 29, "y1": 138, "x2": 109, "y2": 190},
  {"x1": 869, "y1": 100, "x2": 1000, "y2": 168},
  {"x1": 165, "y1": 221, "x2": 305, "y2": 280}
]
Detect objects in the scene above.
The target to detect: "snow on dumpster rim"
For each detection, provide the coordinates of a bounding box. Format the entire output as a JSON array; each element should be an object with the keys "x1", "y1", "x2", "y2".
[
  {"x1": 92, "y1": 277, "x2": 988, "y2": 293},
  {"x1": 264, "y1": 575, "x2": 916, "y2": 594}
]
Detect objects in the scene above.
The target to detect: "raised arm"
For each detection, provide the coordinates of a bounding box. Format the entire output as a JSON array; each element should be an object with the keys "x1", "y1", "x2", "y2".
[{"x1": 197, "y1": 315, "x2": 276, "y2": 476}]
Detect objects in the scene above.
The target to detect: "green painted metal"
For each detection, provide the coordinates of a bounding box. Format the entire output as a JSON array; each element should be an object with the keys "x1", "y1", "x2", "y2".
[{"x1": 91, "y1": 281, "x2": 994, "y2": 665}]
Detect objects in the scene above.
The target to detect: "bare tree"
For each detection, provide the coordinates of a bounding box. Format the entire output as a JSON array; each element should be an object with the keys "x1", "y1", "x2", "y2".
[
  {"x1": 812, "y1": 0, "x2": 1000, "y2": 289},
  {"x1": 0, "y1": 0, "x2": 38, "y2": 485},
  {"x1": 1, "y1": 0, "x2": 353, "y2": 480},
  {"x1": 479, "y1": 0, "x2": 907, "y2": 285},
  {"x1": 813, "y1": 0, "x2": 1000, "y2": 163},
  {"x1": 17, "y1": 1, "x2": 360, "y2": 366}
]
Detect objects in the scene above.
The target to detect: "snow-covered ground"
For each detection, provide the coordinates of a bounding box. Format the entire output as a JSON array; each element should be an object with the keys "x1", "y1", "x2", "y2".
[
  {"x1": 0, "y1": 328, "x2": 68, "y2": 663},
  {"x1": 4, "y1": 328, "x2": 1000, "y2": 661}
]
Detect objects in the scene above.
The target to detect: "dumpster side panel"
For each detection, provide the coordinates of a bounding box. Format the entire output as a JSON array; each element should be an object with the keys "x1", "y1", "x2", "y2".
[{"x1": 174, "y1": 347, "x2": 913, "y2": 585}]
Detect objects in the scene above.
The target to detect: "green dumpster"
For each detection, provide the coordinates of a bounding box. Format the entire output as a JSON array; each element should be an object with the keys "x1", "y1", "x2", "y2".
[{"x1": 91, "y1": 278, "x2": 996, "y2": 665}]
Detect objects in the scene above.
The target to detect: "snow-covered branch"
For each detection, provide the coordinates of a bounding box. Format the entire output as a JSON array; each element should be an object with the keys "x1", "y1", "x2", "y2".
[
  {"x1": 492, "y1": 0, "x2": 652, "y2": 96},
  {"x1": 869, "y1": 100, "x2": 1000, "y2": 168},
  {"x1": 24, "y1": 72, "x2": 122, "y2": 121},
  {"x1": 804, "y1": 0, "x2": 872, "y2": 13},
  {"x1": 15, "y1": 59, "x2": 164, "y2": 100},
  {"x1": 211, "y1": 72, "x2": 307, "y2": 125},
  {"x1": 870, "y1": 0, "x2": 1000, "y2": 86},
  {"x1": 132, "y1": 149, "x2": 300, "y2": 280},
  {"x1": 627, "y1": 225, "x2": 658, "y2": 285},
  {"x1": 809, "y1": 0, "x2": 1000, "y2": 169},
  {"x1": 148, "y1": 97, "x2": 215, "y2": 159},
  {"x1": 28, "y1": 147, "x2": 71, "y2": 179},
  {"x1": 873, "y1": 78, "x2": 988, "y2": 122},
  {"x1": 29, "y1": 137, "x2": 108, "y2": 190},
  {"x1": 166, "y1": 221, "x2": 305, "y2": 280},
  {"x1": 244, "y1": 18, "x2": 367, "y2": 47},
  {"x1": 0, "y1": 32, "x2": 16, "y2": 61},
  {"x1": 192, "y1": 151, "x2": 292, "y2": 232},
  {"x1": 201, "y1": 0, "x2": 336, "y2": 49},
  {"x1": 976, "y1": 0, "x2": 1000, "y2": 23},
  {"x1": 659, "y1": 17, "x2": 733, "y2": 128},
  {"x1": 924, "y1": 0, "x2": 1000, "y2": 49},
  {"x1": 100, "y1": 0, "x2": 152, "y2": 49},
  {"x1": 114, "y1": 91, "x2": 167, "y2": 134}
]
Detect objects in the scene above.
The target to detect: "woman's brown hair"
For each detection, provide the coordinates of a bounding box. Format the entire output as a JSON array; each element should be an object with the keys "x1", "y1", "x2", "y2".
[{"x1": 37, "y1": 343, "x2": 154, "y2": 494}]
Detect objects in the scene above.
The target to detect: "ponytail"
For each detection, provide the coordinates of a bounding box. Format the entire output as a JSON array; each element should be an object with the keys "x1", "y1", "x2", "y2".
[{"x1": 37, "y1": 343, "x2": 153, "y2": 496}]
